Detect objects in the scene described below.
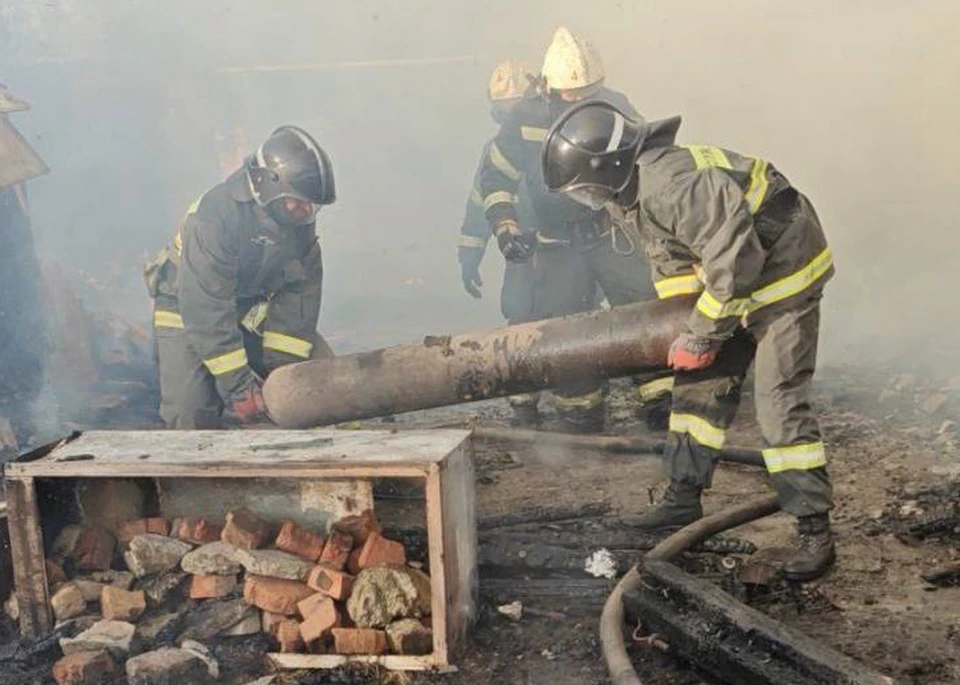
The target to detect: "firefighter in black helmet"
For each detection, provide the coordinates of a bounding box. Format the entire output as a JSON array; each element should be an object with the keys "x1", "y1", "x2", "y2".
[
  {"x1": 541, "y1": 100, "x2": 837, "y2": 581},
  {"x1": 144, "y1": 126, "x2": 336, "y2": 429}
]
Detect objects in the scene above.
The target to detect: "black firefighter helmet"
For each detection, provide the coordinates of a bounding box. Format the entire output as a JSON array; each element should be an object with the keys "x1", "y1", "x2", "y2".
[
  {"x1": 541, "y1": 99, "x2": 646, "y2": 210},
  {"x1": 246, "y1": 125, "x2": 336, "y2": 226}
]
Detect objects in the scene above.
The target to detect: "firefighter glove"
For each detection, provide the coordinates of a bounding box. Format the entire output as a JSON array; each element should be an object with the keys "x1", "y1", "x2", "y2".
[
  {"x1": 494, "y1": 220, "x2": 535, "y2": 262},
  {"x1": 231, "y1": 381, "x2": 271, "y2": 424},
  {"x1": 458, "y1": 247, "x2": 484, "y2": 299},
  {"x1": 668, "y1": 333, "x2": 722, "y2": 371}
]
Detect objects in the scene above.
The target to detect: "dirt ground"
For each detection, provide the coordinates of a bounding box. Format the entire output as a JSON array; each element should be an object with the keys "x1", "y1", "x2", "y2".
[{"x1": 2, "y1": 364, "x2": 957, "y2": 685}]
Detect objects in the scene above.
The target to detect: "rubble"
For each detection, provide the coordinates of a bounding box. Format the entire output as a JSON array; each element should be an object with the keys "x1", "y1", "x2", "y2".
[
  {"x1": 178, "y1": 597, "x2": 251, "y2": 641},
  {"x1": 222, "y1": 609, "x2": 261, "y2": 636},
  {"x1": 119, "y1": 519, "x2": 170, "y2": 547},
  {"x1": 306, "y1": 565, "x2": 354, "y2": 600},
  {"x1": 496, "y1": 601, "x2": 523, "y2": 622},
  {"x1": 357, "y1": 532, "x2": 407, "y2": 570},
  {"x1": 275, "y1": 619, "x2": 303, "y2": 653},
  {"x1": 331, "y1": 627, "x2": 389, "y2": 655},
  {"x1": 318, "y1": 530, "x2": 354, "y2": 570},
  {"x1": 189, "y1": 573, "x2": 239, "y2": 599},
  {"x1": 274, "y1": 521, "x2": 325, "y2": 561},
  {"x1": 72, "y1": 527, "x2": 117, "y2": 571},
  {"x1": 179, "y1": 639, "x2": 220, "y2": 678},
  {"x1": 87, "y1": 570, "x2": 136, "y2": 589},
  {"x1": 234, "y1": 548, "x2": 314, "y2": 581},
  {"x1": 4, "y1": 593, "x2": 19, "y2": 622},
  {"x1": 140, "y1": 571, "x2": 189, "y2": 607},
  {"x1": 124, "y1": 535, "x2": 193, "y2": 578},
  {"x1": 52, "y1": 649, "x2": 119, "y2": 685},
  {"x1": 125, "y1": 647, "x2": 208, "y2": 685},
  {"x1": 180, "y1": 541, "x2": 241, "y2": 575},
  {"x1": 333, "y1": 509, "x2": 382, "y2": 546},
  {"x1": 243, "y1": 575, "x2": 314, "y2": 615},
  {"x1": 386, "y1": 618, "x2": 433, "y2": 655},
  {"x1": 73, "y1": 579, "x2": 108, "y2": 603},
  {"x1": 136, "y1": 611, "x2": 184, "y2": 644},
  {"x1": 298, "y1": 595, "x2": 341, "y2": 644},
  {"x1": 221, "y1": 509, "x2": 272, "y2": 550},
  {"x1": 51, "y1": 583, "x2": 87, "y2": 622},
  {"x1": 101, "y1": 587, "x2": 147, "y2": 622},
  {"x1": 46, "y1": 559, "x2": 69, "y2": 586},
  {"x1": 173, "y1": 518, "x2": 223, "y2": 545},
  {"x1": 60, "y1": 619, "x2": 137, "y2": 658},
  {"x1": 346, "y1": 566, "x2": 432, "y2": 628}
]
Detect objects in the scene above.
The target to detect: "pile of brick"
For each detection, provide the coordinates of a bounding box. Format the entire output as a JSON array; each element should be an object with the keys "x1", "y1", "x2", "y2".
[{"x1": 30, "y1": 508, "x2": 432, "y2": 685}]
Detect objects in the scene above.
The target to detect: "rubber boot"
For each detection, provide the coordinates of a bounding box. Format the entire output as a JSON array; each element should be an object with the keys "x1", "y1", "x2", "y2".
[
  {"x1": 621, "y1": 482, "x2": 703, "y2": 531},
  {"x1": 783, "y1": 513, "x2": 836, "y2": 582}
]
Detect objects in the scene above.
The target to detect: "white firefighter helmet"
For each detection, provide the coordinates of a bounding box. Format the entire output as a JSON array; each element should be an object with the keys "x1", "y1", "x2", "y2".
[
  {"x1": 541, "y1": 26, "x2": 605, "y2": 92},
  {"x1": 488, "y1": 60, "x2": 531, "y2": 102}
]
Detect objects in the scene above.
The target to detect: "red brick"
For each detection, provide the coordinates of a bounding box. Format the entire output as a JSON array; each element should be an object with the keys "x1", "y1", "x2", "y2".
[
  {"x1": 117, "y1": 518, "x2": 169, "y2": 547},
  {"x1": 306, "y1": 565, "x2": 354, "y2": 600},
  {"x1": 346, "y1": 548, "x2": 362, "y2": 575},
  {"x1": 46, "y1": 559, "x2": 68, "y2": 586},
  {"x1": 331, "y1": 628, "x2": 388, "y2": 655},
  {"x1": 299, "y1": 595, "x2": 341, "y2": 644},
  {"x1": 222, "y1": 509, "x2": 271, "y2": 550},
  {"x1": 318, "y1": 530, "x2": 354, "y2": 571},
  {"x1": 189, "y1": 573, "x2": 238, "y2": 599},
  {"x1": 100, "y1": 586, "x2": 146, "y2": 622},
  {"x1": 332, "y1": 509, "x2": 382, "y2": 546},
  {"x1": 173, "y1": 517, "x2": 223, "y2": 545},
  {"x1": 357, "y1": 533, "x2": 406, "y2": 570},
  {"x1": 73, "y1": 527, "x2": 116, "y2": 571},
  {"x1": 275, "y1": 521, "x2": 325, "y2": 562},
  {"x1": 262, "y1": 611, "x2": 286, "y2": 635},
  {"x1": 243, "y1": 574, "x2": 314, "y2": 615},
  {"x1": 275, "y1": 619, "x2": 304, "y2": 653},
  {"x1": 53, "y1": 650, "x2": 118, "y2": 685}
]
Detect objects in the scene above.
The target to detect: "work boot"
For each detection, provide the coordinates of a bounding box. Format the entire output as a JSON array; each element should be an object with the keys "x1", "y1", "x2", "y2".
[
  {"x1": 783, "y1": 513, "x2": 836, "y2": 582},
  {"x1": 509, "y1": 403, "x2": 541, "y2": 428},
  {"x1": 621, "y1": 482, "x2": 703, "y2": 531}
]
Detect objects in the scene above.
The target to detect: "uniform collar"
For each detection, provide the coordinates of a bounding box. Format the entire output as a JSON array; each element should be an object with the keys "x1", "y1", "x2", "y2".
[
  {"x1": 638, "y1": 116, "x2": 683, "y2": 166},
  {"x1": 226, "y1": 165, "x2": 254, "y2": 202}
]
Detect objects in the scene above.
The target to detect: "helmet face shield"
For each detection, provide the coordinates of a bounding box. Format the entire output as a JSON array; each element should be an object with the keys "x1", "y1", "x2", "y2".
[
  {"x1": 265, "y1": 196, "x2": 320, "y2": 227},
  {"x1": 566, "y1": 185, "x2": 615, "y2": 211}
]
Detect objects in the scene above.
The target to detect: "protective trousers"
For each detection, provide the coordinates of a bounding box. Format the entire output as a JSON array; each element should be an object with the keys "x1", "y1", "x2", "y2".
[
  {"x1": 502, "y1": 260, "x2": 541, "y2": 410},
  {"x1": 529, "y1": 234, "x2": 667, "y2": 423},
  {"x1": 664, "y1": 294, "x2": 833, "y2": 517}
]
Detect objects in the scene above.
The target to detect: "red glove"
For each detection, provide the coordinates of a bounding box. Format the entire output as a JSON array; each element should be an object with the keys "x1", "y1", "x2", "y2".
[
  {"x1": 668, "y1": 334, "x2": 722, "y2": 371},
  {"x1": 231, "y1": 382, "x2": 270, "y2": 424}
]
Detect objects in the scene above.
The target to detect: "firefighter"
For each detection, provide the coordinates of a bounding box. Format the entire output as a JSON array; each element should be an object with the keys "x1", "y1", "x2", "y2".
[
  {"x1": 145, "y1": 126, "x2": 336, "y2": 429},
  {"x1": 458, "y1": 60, "x2": 543, "y2": 425},
  {"x1": 480, "y1": 27, "x2": 669, "y2": 433},
  {"x1": 541, "y1": 100, "x2": 836, "y2": 581}
]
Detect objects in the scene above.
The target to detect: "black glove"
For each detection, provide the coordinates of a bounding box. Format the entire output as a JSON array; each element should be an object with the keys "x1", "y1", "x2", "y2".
[
  {"x1": 458, "y1": 246, "x2": 484, "y2": 299},
  {"x1": 494, "y1": 220, "x2": 535, "y2": 262},
  {"x1": 228, "y1": 380, "x2": 272, "y2": 425}
]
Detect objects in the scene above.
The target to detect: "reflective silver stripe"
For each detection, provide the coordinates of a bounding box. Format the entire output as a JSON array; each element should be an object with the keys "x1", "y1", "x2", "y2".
[
  {"x1": 520, "y1": 126, "x2": 548, "y2": 142},
  {"x1": 459, "y1": 235, "x2": 487, "y2": 249},
  {"x1": 489, "y1": 142, "x2": 521, "y2": 181},
  {"x1": 469, "y1": 187, "x2": 483, "y2": 207},
  {"x1": 240, "y1": 301, "x2": 270, "y2": 335},
  {"x1": 606, "y1": 112, "x2": 625, "y2": 152},
  {"x1": 483, "y1": 191, "x2": 517, "y2": 211},
  {"x1": 762, "y1": 442, "x2": 827, "y2": 474}
]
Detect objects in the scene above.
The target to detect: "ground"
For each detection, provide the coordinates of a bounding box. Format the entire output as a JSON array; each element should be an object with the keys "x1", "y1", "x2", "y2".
[{"x1": 2, "y1": 364, "x2": 958, "y2": 685}]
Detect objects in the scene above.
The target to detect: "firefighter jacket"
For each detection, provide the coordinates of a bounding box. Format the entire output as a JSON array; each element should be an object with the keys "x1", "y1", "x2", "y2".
[
  {"x1": 632, "y1": 116, "x2": 834, "y2": 340},
  {"x1": 145, "y1": 168, "x2": 323, "y2": 401},
  {"x1": 480, "y1": 88, "x2": 640, "y2": 244},
  {"x1": 458, "y1": 139, "x2": 536, "y2": 259}
]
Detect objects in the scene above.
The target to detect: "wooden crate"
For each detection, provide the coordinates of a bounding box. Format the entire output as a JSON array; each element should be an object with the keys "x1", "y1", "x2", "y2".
[{"x1": 3, "y1": 428, "x2": 477, "y2": 671}]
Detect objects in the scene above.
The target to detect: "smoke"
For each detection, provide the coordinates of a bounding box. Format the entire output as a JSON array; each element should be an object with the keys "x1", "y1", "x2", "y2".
[{"x1": 1, "y1": 0, "x2": 957, "y2": 367}]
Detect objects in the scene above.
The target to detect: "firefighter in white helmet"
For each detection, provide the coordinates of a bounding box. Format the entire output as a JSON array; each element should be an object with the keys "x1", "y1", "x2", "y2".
[
  {"x1": 457, "y1": 60, "x2": 543, "y2": 426},
  {"x1": 479, "y1": 28, "x2": 671, "y2": 433}
]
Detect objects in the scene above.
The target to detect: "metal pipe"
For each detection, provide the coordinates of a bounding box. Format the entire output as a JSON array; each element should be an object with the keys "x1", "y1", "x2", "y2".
[{"x1": 264, "y1": 296, "x2": 694, "y2": 429}]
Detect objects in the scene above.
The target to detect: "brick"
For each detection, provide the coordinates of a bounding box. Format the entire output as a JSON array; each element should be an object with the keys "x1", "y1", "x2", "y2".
[
  {"x1": 318, "y1": 530, "x2": 354, "y2": 571},
  {"x1": 275, "y1": 619, "x2": 304, "y2": 653},
  {"x1": 51, "y1": 583, "x2": 87, "y2": 622},
  {"x1": 125, "y1": 648, "x2": 207, "y2": 685},
  {"x1": 189, "y1": 574, "x2": 238, "y2": 599},
  {"x1": 243, "y1": 574, "x2": 314, "y2": 615},
  {"x1": 100, "y1": 587, "x2": 146, "y2": 622},
  {"x1": 306, "y1": 565, "x2": 354, "y2": 600},
  {"x1": 262, "y1": 611, "x2": 286, "y2": 635},
  {"x1": 46, "y1": 559, "x2": 68, "y2": 586},
  {"x1": 172, "y1": 517, "x2": 222, "y2": 545},
  {"x1": 275, "y1": 521, "x2": 325, "y2": 562},
  {"x1": 221, "y1": 508, "x2": 271, "y2": 550},
  {"x1": 357, "y1": 532, "x2": 406, "y2": 570},
  {"x1": 386, "y1": 618, "x2": 434, "y2": 655},
  {"x1": 333, "y1": 509, "x2": 382, "y2": 546},
  {"x1": 118, "y1": 518, "x2": 169, "y2": 547},
  {"x1": 298, "y1": 596, "x2": 341, "y2": 644},
  {"x1": 331, "y1": 628, "x2": 388, "y2": 655},
  {"x1": 53, "y1": 650, "x2": 118, "y2": 685},
  {"x1": 73, "y1": 527, "x2": 116, "y2": 571}
]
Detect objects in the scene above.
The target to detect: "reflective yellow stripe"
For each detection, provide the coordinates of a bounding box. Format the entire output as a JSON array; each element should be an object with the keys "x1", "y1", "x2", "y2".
[
  {"x1": 489, "y1": 142, "x2": 522, "y2": 181},
  {"x1": 637, "y1": 376, "x2": 675, "y2": 402},
  {"x1": 695, "y1": 290, "x2": 752, "y2": 320},
  {"x1": 762, "y1": 441, "x2": 827, "y2": 474},
  {"x1": 203, "y1": 348, "x2": 248, "y2": 376},
  {"x1": 241, "y1": 301, "x2": 270, "y2": 335},
  {"x1": 694, "y1": 248, "x2": 834, "y2": 321},
  {"x1": 153, "y1": 310, "x2": 184, "y2": 329},
  {"x1": 186, "y1": 192, "x2": 206, "y2": 215},
  {"x1": 484, "y1": 191, "x2": 517, "y2": 211},
  {"x1": 554, "y1": 389, "x2": 603, "y2": 411},
  {"x1": 669, "y1": 412, "x2": 726, "y2": 450},
  {"x1": 469, "y1": 187, "x2": 483, "y2": 207},
  {"x1": 654, "y1": 273, "x2": 704, "y2": 299},
  {"x1": 749, "y1": 248, "x2": 833, "y2": 309},
  {"x1": 744, "y1": 158, "x2": 770, "y2": 214},
  {"x1": 684, "y1": 145, "x2": 732, "y2": 171},
  {"x1": 459, "y1": 235, "x2": 487, "y2": 249},
  {"x1": 263, "y1": 331, "x2": 313, "y2": 359},
  {"x1": 173, "y1": 231, "x2": 183, "y2": 256},
  {"x1": 521, "y1": 126, "x2": 548, "y2": 142}
]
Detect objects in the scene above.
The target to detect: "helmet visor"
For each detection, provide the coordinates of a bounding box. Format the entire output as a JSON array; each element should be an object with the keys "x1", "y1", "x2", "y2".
[
  {"x1": 566, "y1": 185, "x2": 615, "y2": 211},
  {"x1": 543, "y1": 135, "x2": 637, "y2": 194}
]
